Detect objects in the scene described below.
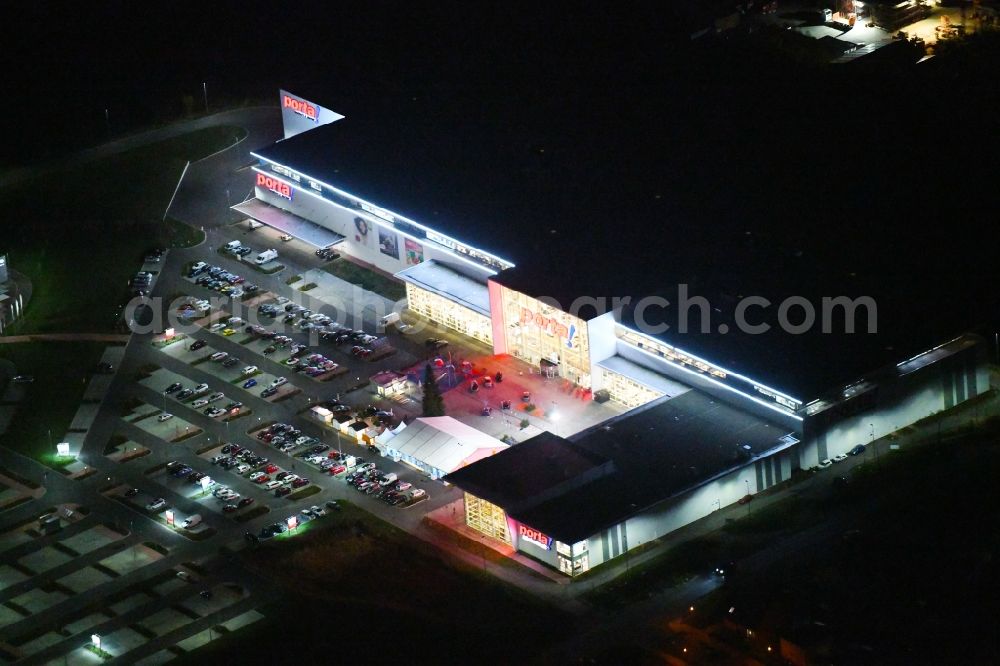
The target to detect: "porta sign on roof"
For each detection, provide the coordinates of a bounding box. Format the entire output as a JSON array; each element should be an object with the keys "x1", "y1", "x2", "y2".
[{"x1": 279, "y1": 89, "x2": 345, "y2": 139}]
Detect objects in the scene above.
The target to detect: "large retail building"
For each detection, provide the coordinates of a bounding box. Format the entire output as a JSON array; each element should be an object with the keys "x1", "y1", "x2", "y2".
[{"x1": 235, "y1": 90, "x2": 996, "y2": 575}]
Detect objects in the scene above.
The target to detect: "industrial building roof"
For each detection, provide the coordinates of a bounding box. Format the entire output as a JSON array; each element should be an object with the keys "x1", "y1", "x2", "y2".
[
  {"x1": 255, "y1": 92, "x2": 997, "y2": 401},
  {"x1": 396, "y1": 260, "x2": 491, "y2": 316},
  {"x1": 445, "y1": 390, "x2": 794, "y2": 543}
]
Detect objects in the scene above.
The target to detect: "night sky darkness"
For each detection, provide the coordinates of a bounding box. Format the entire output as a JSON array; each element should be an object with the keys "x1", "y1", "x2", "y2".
[{"x1": 5, "y1": 2, "x2": 998, "y2": 394}]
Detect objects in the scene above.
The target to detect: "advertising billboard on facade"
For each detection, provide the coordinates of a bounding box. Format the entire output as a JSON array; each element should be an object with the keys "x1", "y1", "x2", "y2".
[
  {"x1": 279, "y1": 89, "x2": 345, "y2": 139},
  {"x1": 379, "y1": 229, "x2": 400, "y2": 259},
  {"x1": 404, "y1": 238, "x2": 424, "y2": 265}
]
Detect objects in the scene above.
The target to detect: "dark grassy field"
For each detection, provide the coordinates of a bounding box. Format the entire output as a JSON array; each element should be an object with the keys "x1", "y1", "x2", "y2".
[
  {"x1": 322, "y1": 257, "x2": 407, "y2": 302},
  {"x1": 174, "y1": 502, "x2": 569, "y2": 665},
  {"x1": 0, "y1": 342, "x2": 111, "y2": 464},
  {"x1": 0, "y1": 125, "x2": 243, "y2": 335},
  {"x1": 696, "y1": 421, "x2": 1000, "y2": 664}
]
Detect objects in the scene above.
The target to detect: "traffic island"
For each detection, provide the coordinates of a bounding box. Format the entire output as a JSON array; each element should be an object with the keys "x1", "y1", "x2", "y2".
[{"x1": 286, "y1": 485, "x2": 321, "y2": 501}]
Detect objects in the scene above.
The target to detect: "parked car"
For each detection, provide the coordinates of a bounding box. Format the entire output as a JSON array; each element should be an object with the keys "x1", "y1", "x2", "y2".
[
  {"x1": 157, "y1": 413, "x2": 174, "y2": 422},
  {"x1": 146, "y1": 498, "x2": 167, "y2": 511},
  {"x1": 243, "y1": 378, "x2": 258, "y2": 388},
  {"x1": 849, "y1": 444, "x2": 866, "y2": 456},
  {"x1": 164, "y1": 382, "x2": 182, "y2": 394}
]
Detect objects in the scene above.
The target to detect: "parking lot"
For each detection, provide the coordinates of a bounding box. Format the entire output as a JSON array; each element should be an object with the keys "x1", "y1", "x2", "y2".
[{"x1": 0, "y1": 217, "x2": 595, "y2": 663}]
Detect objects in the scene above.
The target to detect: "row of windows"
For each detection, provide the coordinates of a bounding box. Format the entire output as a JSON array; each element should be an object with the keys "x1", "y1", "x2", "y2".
[
  {"x1": 406, "y1": 284, "x2": 493, "y2": 345},
  {"x1": 465, "y1": 494, "x2": 511, "y2": 544},
  {"x1": 601, "y1": 369, "x2": 664, "y2": 410}
]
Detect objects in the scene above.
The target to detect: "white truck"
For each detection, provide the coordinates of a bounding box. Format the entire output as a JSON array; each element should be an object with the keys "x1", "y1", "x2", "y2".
[
  {"x1": 255, "y1": 249, "x2": 278, "y2": 265},
  {"x1": 182, "y1": 514, "x2": 202, "y2": 528}
]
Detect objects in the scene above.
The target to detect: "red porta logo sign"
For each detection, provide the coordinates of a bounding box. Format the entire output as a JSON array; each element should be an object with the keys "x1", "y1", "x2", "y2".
[
  {"x1": 518, "y1": 524, "x2": 553, "y2": 550},
  {"x1": 257, "y1": 173, "x2": 292, "y2": 200},
  {"x1": 283, "y1": 94, "x2": 319, "y2": 122},
  {"x1": 520, "y1": 307, "x2": 569, "y2": 339}
]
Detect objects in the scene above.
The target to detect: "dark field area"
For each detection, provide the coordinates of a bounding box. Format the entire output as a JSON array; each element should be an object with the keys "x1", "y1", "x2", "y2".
[
  {"x1": 700, "y1": 419, "x2": 1000, "y2": 664},
  {"x1": 0, "y1": 126, "x2": 241, "y2": 334},
  {"x1": 176, "y1": 502, "x2": 569, "y2": 665}
]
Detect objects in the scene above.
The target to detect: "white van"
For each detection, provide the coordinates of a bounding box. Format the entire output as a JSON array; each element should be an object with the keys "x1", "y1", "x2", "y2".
[
  {"x1": 379, "y1": 312, "x2": 400, "y2": 328},
  {"x1": 254, "y1": 249, "x2": 278, "y2": 265},
  {"x1": 182, "y1": 514, "x2": 202, "y2": 528},
  {"x1": 224, "y1": 240, "x2": 242, "y2": 252}
]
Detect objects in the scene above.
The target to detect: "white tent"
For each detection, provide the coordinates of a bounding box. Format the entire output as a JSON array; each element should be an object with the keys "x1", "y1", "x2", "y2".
[{"x1": 377, "y1": 417, "x2": 508, "y2": 480}]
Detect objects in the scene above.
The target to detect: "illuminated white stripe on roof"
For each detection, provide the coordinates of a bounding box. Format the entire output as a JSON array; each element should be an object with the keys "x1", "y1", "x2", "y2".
[
  {"x1": 622, "y1": 341, "x2": 804, "y2": 421},
  {"x1": 251, "y1": 152, "x2": 515, "y2": 270},
  {"x1": 250, "y1": 167, "x2": 502, "y2": 276}
]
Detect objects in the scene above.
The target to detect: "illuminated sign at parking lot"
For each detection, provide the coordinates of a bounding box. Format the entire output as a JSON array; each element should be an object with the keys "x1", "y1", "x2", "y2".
[
  {"x1": 519, "y1": 524, "x2": 553, "y2": 550},
  {"x1": 283, "y1": 94, "x2": 319, "y2": 122},
  {"x1": 257, "y1": 173, "x2": 293, "y2": 200},
  {"x1": 165, "y1": 510, "x2": 175, "y2": 526}
]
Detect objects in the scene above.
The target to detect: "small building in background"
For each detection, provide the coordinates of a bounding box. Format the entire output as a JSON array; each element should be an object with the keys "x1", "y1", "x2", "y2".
[{"x1": 370, "y1": 370, "x2": 408, "y2": 397}]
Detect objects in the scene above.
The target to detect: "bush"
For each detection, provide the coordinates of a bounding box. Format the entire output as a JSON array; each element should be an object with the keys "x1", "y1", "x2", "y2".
[
  {"x1": 286, "y1": 275, "x2": 302, "y2": 285},
  {"x1": 524, "y1": 403, "x2": 536, "y2": 413},
  {"x1": 298, "y1": 282, "x2": 318, "y2": 292},
  {"x1": 519, "y1": 419, "x2": 530, "y2": 430}
]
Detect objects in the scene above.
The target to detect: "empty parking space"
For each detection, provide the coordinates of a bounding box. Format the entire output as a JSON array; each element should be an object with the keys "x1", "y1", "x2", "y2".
[
  {"x1": 18, "y1": 545, "x2": 74, "y2": 573},
  {"x1": 59, "y1": 524, "x2": 124, "y2": 554},
  {"x1": 99, "y1": 542, "x2": 163, "y2": 576}
]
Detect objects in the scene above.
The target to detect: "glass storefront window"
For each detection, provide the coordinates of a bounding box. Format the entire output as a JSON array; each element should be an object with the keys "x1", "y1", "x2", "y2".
[
  {"x1": 406, "y1": 283, "x2": 493, "y2": 345},
  {"x1": 500, "y1": 286, "x2": 591, "y2": 387},
  {"x1": 465, "y1": 493, "x2": 512, "y2": 544},
  {"x1": 601, "y1": 368, "x2": 664, "y2": 409}
]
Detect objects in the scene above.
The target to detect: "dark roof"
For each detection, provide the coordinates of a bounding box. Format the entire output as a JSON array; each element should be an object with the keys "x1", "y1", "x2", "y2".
[
  {"x1": 445, "y1": 390, "x2": 793, "y2": 543},
  {"x1": 442, "y1": 431, "x2": 613, "y2": 514},
  {"x1": 256, "y1": 90, "x2": 998, "y2": 401}
]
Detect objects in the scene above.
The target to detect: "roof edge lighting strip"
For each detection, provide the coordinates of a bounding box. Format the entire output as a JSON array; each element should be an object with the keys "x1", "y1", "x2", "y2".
[
  {"x1": 250, "y1": 168, "x2": 501, "y2": 276},
  {"x1": 895, "y1": 334, "x2": 966, "y2": 368},
  {"x1": 623, "y1": 340, "x2": 804, "y2": 421},
  {"x1": 618, "y1": 324, "x2": 803, "y2": 407},
  {"x1": 251, "y1": 153, "x2": 515, "y2": 270}
]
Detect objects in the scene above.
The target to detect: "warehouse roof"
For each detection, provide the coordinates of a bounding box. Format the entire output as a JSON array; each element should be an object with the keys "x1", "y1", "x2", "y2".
[{"x1": 445, "y1": 390, "x2": 794, "y2": 543}]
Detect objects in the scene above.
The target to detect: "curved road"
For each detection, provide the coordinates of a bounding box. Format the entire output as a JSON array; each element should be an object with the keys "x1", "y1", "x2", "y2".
[{"x1": 0, "y1": 106, "x2": 281, "y2": 191}]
